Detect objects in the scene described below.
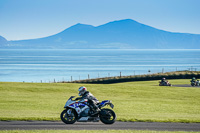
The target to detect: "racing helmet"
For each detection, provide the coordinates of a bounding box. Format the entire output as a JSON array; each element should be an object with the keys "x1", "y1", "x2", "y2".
[{"x1": 78, "y1": 86, "x2": 87, "y2": 96}]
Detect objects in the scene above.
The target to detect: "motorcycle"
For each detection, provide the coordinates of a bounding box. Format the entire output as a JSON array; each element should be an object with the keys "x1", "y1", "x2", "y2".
[
  {"x1": 191, "y1": 81, "x2": 196, "y2": 86},
  {"x1": 60, "y1": 96, "x2": 116, "y2": 124},
  {"x1": 159, "y1": 81, "x2": 172, "y2": 86},
  {"x1": 191, "y1": 80, "x2": 200, "y2": 86},
  {"x1": 196, "y1": 81, "x2": 200, "y2": 86}
]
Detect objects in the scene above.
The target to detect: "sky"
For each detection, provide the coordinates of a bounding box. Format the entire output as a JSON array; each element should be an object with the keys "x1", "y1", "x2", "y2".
[{"x1": 0, "y1": 0, "x2": 200, "y2": 40}]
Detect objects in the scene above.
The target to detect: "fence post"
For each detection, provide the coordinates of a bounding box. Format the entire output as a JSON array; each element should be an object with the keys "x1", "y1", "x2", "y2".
[{"x1": 148, "y1": 70, "x2": 151, "y2": 74}]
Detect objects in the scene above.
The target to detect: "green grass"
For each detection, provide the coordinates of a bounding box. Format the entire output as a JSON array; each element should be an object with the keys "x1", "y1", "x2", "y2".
[
  {"x1": 0, "y1": 130, "x2": 200, "y2": 133},
  {"x1": 0, "y1": 79, "x2": 200, "y2": 122}
]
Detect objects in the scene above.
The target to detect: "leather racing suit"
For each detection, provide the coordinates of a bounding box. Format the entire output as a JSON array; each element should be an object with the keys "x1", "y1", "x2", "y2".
[{"x1": 76, "y1": 91, "x2": 99, "y2": 115}]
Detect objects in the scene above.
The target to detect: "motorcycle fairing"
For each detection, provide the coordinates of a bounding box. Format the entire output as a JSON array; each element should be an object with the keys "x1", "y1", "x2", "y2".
[
  {"x1": 100, "y1": 100, "x2": 114, "y2": 109},
  {"x1": 69, "y1": 101, "x2": 87, "y2": 108},
  {"x1": 65, "y1": 99, "x2": 89, "y2": 115}
]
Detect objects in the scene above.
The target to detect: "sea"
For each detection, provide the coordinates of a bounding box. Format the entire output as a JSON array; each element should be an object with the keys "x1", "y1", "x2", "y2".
[{"x1": 0, "y1": 49, "x2": 200, "y2": 82}]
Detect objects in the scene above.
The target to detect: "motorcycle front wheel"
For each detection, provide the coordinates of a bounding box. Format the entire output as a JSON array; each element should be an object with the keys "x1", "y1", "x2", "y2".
[
  {"x1": 100, "y1": 108, "x2": 116, "y2": 124},
  {"x1": 60, "y1": 109, "x2": 76, "y2": 124}
]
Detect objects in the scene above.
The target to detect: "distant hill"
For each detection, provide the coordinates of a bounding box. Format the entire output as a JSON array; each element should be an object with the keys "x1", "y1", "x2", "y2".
[
  {"x1": 4, "y1": 19, "x2": 200, "y2": 49},
  {"x1": 0, "y1": 36, "x2": 8, "y2": 46}
]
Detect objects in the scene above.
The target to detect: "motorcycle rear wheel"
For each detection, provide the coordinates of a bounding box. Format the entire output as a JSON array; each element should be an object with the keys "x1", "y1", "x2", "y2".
[
  {"x1": 100, "y1": 108, "x2": 116, "y2": 124},
  {"x1": 60, "y1": 109, "x2": 76, "y2": 124}
]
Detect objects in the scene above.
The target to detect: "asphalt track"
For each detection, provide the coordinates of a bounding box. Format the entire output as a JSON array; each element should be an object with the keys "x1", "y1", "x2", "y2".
[
  {"x1": 173, "y1": 84, "x2": 200, "y2": 87},
  {"x1": 0, "y1": 121, "x2": 200, "y2": 131}
]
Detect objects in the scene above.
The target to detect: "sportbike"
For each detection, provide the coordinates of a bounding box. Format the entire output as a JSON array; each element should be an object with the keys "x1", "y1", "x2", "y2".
[{"x1": 60, "y1": 96, "x2": 116, "y2": 124}]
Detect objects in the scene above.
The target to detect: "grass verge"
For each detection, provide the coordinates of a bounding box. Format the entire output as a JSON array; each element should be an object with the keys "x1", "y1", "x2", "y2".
[{"x1": 0, "y1": 79, "x2": 200, "y2": 122}]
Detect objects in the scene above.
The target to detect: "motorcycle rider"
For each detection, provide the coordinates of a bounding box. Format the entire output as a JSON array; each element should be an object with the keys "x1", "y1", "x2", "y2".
[
  {"x1": 75, "y1": 86, "x2": 100, "y2": 115},
  {"x1": 161, "y1": 78, "x2": 166, "y2": 85},
  {"x1": 190, "y1": 77, "x2": 197, "y2": 86},
  {"x1": 190, "y1": 77, "x2": 196, "y2": 83}
]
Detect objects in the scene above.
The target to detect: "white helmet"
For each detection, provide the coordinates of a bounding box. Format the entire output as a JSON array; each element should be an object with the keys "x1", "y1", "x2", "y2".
[{"x1": 78, "y1": 86, "x2": 87, "y2": 96}]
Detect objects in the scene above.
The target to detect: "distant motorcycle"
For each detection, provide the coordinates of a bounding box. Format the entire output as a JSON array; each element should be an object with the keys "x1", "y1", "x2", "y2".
[
  {"x1": 197, "y1": 81, "x2": 200, "y2": 86},
  {"x1": 60, "y1": 96, "x2": 116, "y2": 124},
  {"x1": 191, "y1": 80, "x2": 200, "y2": 86},
  {"x1": 159, "y1": 81, "x2": 172, "y2": 86},
  {"x1": 191, "y1": 81, "x2": 196, "y2": 86}
]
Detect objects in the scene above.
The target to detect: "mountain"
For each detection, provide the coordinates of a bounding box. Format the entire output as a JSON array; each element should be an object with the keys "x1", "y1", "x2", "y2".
[
  {"x1": 0, "y1": 36, "x2": 8, "y2": 46},
  {"x1": 5, "y1": 19, "x2": 200, "y2": 49}
]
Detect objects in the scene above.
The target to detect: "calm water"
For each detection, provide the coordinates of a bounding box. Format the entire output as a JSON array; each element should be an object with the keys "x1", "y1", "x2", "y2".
[{"x1": 0, "y1": 49, "x2": 200, "y2": 82}]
